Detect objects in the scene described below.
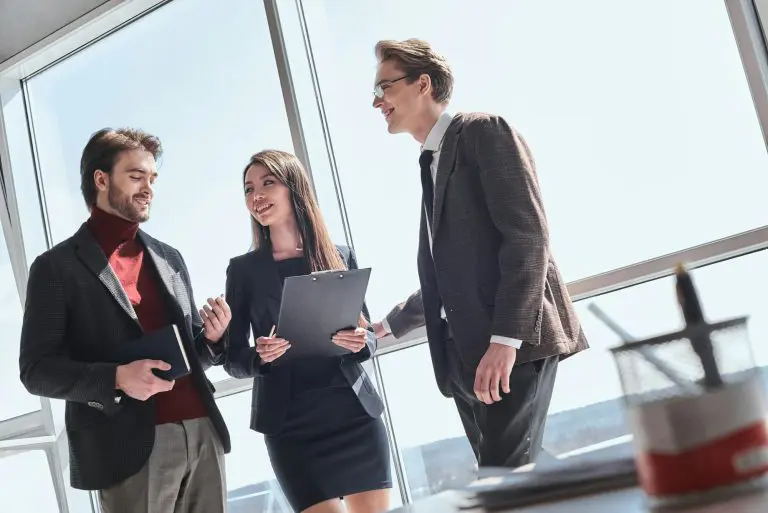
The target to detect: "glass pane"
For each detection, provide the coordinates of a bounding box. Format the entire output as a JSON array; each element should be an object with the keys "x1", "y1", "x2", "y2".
[
  {"x1": 0, "y1": 450, "x2": 60, "y2": 511},
  {"x1": 24, "y1": 0, "x2": 295, "y2": 383},
  {"x1": 1, "y1": 87, "x2": 49, "y2": 265},
  {"x1": 361, "y1": 359, "x2": 403, "y2": 508},
  {"x1": 377, "y1": 344, "x2": 475, "y2": 501},
  {"x1": 273, "y1": 0, "x2": 348, "y2": 243},
  {"x1": 217, "y1": 391, "x2": 291, "y2": 512},
  {"x1": 380, "y1": 249, "x2": 768, "y2": 498},
  {"x1": 294, "y1": 0, "x2": 768, "y2": 321},
  {"x1": 62, "y1": 461, "x2": 95, "y2": 513},
  {"x1": 0, "y1": 223, "x2": 40, "y2": 420}
]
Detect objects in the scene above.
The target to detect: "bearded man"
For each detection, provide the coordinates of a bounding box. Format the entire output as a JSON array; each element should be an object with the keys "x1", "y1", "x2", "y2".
[{"x1": 19, "y1": 128, "x2": 232, "y2": 513}]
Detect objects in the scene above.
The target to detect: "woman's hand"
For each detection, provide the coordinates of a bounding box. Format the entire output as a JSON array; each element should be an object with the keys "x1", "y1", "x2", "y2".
[
  {"x1": 256, "y1": 330, "x2": 291, "y2": 363},
  {"x1": 332, "y1": 327, "x2": 368, "y2": 353}
]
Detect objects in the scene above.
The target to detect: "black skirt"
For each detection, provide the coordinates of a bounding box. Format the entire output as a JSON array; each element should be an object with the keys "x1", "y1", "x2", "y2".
[{"x1": 265, "y1": 360, "x2": 392, "y2": 511}]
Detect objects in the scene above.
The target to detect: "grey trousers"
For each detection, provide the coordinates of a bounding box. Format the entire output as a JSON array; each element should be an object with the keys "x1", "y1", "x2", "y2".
[{"x1": 99, "y1": 417, "x2": 227, "y2": 513}]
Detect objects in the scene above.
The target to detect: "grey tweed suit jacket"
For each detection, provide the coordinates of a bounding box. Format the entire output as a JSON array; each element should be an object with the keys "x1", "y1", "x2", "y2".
[
  {"x1": 385, "y1": 113, "x2": 589, "y2": 396},
  {"x1": 18, "y1": 224, "x2": 230, "y2": 490}
]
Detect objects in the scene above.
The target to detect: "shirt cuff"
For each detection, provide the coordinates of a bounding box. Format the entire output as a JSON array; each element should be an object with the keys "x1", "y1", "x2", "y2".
[
  {"x1": 491, "y1": 335, "x2": 523, "y2": 349},
  {"x1": 380, "y1": 317, "x2": 392, "y2": 337},
  {"x1": 205, "y1": 337, "x2": 225, "y2": 357}
]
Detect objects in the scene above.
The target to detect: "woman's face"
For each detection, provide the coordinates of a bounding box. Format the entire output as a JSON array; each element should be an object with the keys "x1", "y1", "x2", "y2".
[{"x1": 243, "y1": 164, "x2": 293, "y2": 227}]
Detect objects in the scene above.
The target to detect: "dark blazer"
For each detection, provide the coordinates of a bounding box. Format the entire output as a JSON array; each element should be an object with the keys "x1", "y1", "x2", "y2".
[
  {"x1": 224, "y1": 245, "x2": 383, "y2": 436},
  {"x1": 385, "y1": 113, "x2": 589, "y2": 396},
  {"x1": 18, "y1": 224, "x2": 231, "y2": 490}
]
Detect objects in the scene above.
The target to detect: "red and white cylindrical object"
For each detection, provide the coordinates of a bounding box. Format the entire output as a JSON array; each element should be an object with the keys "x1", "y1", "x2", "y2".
[{"x1": 629, "y1": 375, "x2": 768, "y2": 499}]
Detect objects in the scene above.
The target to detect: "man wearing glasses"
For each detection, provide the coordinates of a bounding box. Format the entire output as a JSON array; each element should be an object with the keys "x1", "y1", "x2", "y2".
[{"x1": 370, "y1": 39, "x2": 588, "y2": 469}]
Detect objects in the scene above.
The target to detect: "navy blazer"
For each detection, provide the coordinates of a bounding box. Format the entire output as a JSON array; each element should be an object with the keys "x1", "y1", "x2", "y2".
[{"x1": 223, "y1": 245, "x2": 384, "y2": 435}]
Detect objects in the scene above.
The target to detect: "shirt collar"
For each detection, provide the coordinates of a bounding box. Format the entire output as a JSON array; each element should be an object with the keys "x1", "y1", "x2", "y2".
[
  {"x1": 86, "y1": 206, "x2": 140, "y2": 256},
  {"x1": 422, "y1": 111, "x2": 454, "y2": 153}
]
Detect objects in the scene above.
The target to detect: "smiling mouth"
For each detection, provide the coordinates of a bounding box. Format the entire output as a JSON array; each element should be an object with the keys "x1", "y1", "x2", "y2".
[
  {"x1": 384, "y1": 108, "x2": 394, "y2": 121},
  {"x1": 255, "y1": 203, "x2": 274, "y2": 215},
  {"x1": 134, "y1": 196, "x2": 150, "y2": 208}
]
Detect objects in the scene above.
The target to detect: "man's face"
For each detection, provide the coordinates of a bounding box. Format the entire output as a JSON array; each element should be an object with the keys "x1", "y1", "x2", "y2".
[
  {"x1": 95, "y1": 149, "x2": 157, "y2": 223},
  {"x1": 372, "y1": 60, "x2": 424, "y2": 135}
]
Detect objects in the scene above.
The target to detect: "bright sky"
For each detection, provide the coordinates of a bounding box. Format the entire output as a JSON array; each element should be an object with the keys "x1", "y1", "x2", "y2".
[{"x1": 2, "y1": 0, "x2": 768, "y2": 505}]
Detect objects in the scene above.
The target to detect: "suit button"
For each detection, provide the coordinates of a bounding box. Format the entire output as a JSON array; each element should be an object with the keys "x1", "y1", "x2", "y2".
[{"x1": 88, "y1": 401, "x2": 104, "y2": 410}]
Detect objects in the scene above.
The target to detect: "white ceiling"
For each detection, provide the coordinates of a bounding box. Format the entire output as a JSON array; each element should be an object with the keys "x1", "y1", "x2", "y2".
[{"x1": 0, "y1": 0, "x2": 110, "y2": 64}]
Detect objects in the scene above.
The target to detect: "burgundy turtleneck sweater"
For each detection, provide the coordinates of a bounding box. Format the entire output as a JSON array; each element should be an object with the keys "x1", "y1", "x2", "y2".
[{"x1": 87, "y1": 206, "x2": 207, "y2": 425}]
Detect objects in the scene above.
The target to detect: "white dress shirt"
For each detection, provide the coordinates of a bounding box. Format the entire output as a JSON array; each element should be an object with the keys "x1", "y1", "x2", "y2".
[{"x1": 384, "y1": 111, "x2": 522, "y2": 350}]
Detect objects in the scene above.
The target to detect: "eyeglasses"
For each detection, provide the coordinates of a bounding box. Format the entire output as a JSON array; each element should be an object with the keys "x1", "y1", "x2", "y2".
[{"x1": 373, "y1": 76, "x2": 409, "y2": 99}]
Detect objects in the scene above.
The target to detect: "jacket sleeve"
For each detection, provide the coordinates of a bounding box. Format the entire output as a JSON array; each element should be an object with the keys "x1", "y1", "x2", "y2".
[
  {"x1": 470, "y1": 114, "x2": 549, "y2": 344},
  {"x1": 19, "y1": 254, "x2": 123, "y2": 416},
  {"x1": 344, "y1": 247, "x2": 376, "y2": 363},
  {"x1": 384, "y1": 289, "x2": 425, "y2": 339},
  {"x1": 222, "y1": 259, "x2": 266, "y2": 378}
]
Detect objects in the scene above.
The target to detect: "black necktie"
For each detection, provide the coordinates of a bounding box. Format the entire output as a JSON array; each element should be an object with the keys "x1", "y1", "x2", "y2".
[{"x1": 420, "y1": 150, "x2": 435, "y2": 227}]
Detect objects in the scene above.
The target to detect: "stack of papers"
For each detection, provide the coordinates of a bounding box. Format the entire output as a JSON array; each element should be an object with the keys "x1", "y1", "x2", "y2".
[{"x1": 464, "y1": 454, "x2": 638, "y2": 510}]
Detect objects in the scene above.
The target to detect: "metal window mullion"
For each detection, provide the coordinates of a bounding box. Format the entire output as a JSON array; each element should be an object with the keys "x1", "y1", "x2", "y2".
[
  {"x1": 372, "y1": 355, "x2": 413, "y2": 505},
  {"x1": 726, "y1": 0, "x2": 768, "y2": 149},
  {"x1": 0, "y1": 87, "x2": 29, "y2": 302},
  {"x1": 293, "y1": 0, "x2": 355, "y2": 250},
  {"x1": 263, "y1": 0, "x2": 316, "y2": 201},
  {"x1": 20, "y1": 80, "x2": 54, "y2": 253}
]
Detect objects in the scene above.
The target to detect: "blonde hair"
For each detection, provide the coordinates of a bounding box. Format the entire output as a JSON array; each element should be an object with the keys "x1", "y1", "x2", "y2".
[{"x1": 375, "y1": 38, "x2": 453, "y2": 103}]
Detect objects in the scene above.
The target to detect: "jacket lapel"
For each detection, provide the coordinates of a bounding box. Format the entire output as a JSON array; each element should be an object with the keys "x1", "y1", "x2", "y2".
[
  {"x1": 259, "y1": 251, "x2": 283, "y2": 328},
  {"x1": 73, "y1": 224, "x2": 140, "y2": 327},
  {"x1": 139, "y1": 231, "x2": 186, "y2": 322},
  {"x1": 139, "y1": 231, "x2": 176, "y2": 300},
  {"x1": 432, "y1": 116, "x2": 462, "y2": 238}
]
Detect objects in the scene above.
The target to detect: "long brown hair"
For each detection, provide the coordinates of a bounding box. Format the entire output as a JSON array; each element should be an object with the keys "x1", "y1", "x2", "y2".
[{"x1": 243, "y1": 150, "x2": 346, "y2": 273}]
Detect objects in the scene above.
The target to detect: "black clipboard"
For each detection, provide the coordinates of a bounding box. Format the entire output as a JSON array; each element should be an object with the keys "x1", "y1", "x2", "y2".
[{"x1": 274, "y1": 267, "x2": 371, "y2": 364}]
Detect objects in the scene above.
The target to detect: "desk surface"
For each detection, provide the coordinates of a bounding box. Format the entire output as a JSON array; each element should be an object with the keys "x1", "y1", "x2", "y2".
[
  {"x1": 391, "y1": 441, "x2": 768, "y2": 513},
  {"x1": 393, "y1": 487, "x2": 768, "y2": 513}
]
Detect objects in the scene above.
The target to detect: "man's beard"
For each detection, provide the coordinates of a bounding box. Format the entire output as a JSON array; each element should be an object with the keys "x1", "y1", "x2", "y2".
[{"x1": 107, "y1": 185, "x2": 150, "y2": 223}]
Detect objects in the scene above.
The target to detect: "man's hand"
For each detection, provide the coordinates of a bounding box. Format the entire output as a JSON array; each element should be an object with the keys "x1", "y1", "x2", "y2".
[
  {"x1": 332, "y1": 328, "x2": 368, "y2": 353},
  {"x1": 116, "y1": 360, "x2": 175, "y2": 401},
  {"x1": 200, "y1": 295, "x2": 231, "y2": 343},
  {"x1": 474, "y1": 344, "x2": 517, "y2": 405},
  {"x1": 372, "y1": 321, "x2": 389, "y2": 339}
]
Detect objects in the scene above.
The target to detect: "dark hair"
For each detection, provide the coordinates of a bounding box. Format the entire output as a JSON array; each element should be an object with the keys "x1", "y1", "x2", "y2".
[
  {"x1": 80, "y1": 128, "x2": 163, "y2": 208},
  {"x1": 243, "y1": 150, "x2": 346, "y2": 273},
  {"x1": 243, "y1": 150, "x2": 369, "y2": 328},
  {"x1": 375, "y1": 38, "x2": 454, "y2": 103}
]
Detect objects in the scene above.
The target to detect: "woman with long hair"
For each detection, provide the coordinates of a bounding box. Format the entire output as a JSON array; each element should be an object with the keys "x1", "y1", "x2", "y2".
[{"x1": 223, "y1": 150, "x2": 391, "y2": 513}]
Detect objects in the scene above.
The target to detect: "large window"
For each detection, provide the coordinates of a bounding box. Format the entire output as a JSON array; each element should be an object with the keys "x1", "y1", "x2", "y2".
[
  {"x1": 217, "y1": 391, "x2": 291, "y2": 512},
  {"x1": 378, "y1": 248, "x2": 768, "y2": 496},
  {"x1": 294, "y1": 0, "x2": 768, "y2": 318},
  {"x1": 2, "y1": 86, "x2": 48, "y2": 267},
  {"x1": 0, "y1": 222, "x2": 39, "y2": 421},
  {"x1": 3, "y1": 0, "x2": 768, "y2": 511},
  {"x1": 0, "y1": 451, "x2": 60, "y2": 511},
  {"x1": 286, "y1": 1, "x2": 768, "y2": 499},
  {"x1": 378, "y1": 345, "x2": 475, "y2": 500},
  {"x1": 23, "y1": 0, "x2": 296, "y2": 384}
]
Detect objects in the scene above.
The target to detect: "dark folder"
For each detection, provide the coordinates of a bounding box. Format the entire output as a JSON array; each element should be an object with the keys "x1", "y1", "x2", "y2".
[
  {"x1": 465, "y1": 449, "x2": 638, "y2": 510},
  {"x1": 274, "y1": 268, "x2": 372, "y2": 364},
  {"x1": 113, "y1": 324, "x2": 191, "y2": 381}
]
